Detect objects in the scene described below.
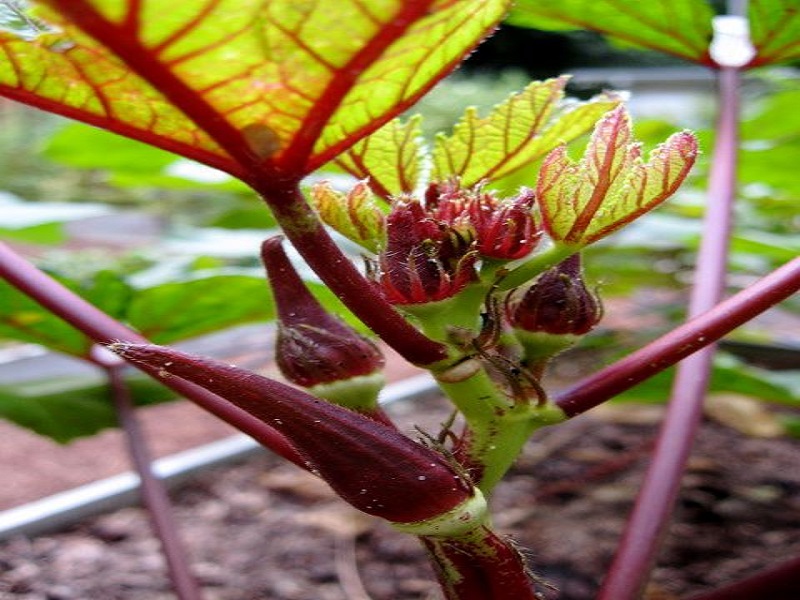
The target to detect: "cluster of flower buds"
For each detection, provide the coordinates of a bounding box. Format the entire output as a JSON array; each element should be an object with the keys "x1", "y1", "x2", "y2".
[
  {"x1": 261, "y1": 237, "x2": 386, "y2": 414},
  {"x1": 505, "y1": 253, "x2": 603, "y2": 367},
  {"x1": 376, "y1": 180, "x2": 541, "y2": 305}
]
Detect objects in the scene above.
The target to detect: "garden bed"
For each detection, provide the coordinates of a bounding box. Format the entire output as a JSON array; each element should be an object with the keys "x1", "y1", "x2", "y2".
[{"x1": 1, "y1": 395, "x2": 799, "y2": 600}]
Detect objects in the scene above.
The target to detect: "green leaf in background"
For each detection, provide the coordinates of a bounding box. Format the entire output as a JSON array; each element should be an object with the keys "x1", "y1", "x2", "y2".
[
  {"x1": 0, "y1": 373, "x2": 176, "y2": 443},
  {"x1": 749, "y1": 0, "x2": 800, "y2": 67},
  {"x1": 616, "y1": 353, "x2": 800, "y2": 408},
  {"x1": 507, "y1": 0, "x2": 715, "y2": 65},
  {"x1": 43, "y1": 122, "x2": 250, "y2": 192},
  {"x1": 209, "y1": 206, "x2": 277, "y2": 230},
  {"x1": 0, "y1": 271, "x2": 133, "y2": 357},
  {"x1": 0, "y1": 0, "x2": 508, "y2": 180},
  {"x1": 127, "y1": 275, "x2": 273, "y2": 344},
  {"x1": 431, "y1": 77, "x2": 618, "y2": 187},
  {"x1": 509, "y1": 0, "x2": 800, "y2": 69},
  {"x1": 0, "y1": 222, "x2": 65, "y2": 244}
]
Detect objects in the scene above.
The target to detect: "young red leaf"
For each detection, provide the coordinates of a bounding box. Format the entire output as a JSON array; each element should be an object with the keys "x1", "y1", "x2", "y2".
[
  {"x1": 536, "y1": 106, "x2": 698, "y2": 247},
  {"x1": 432, "y1": 76, "x2": 618, "y2": 187},
  {"x1": 108, "y1": 342, "x2": 473, "y2": 524},
  {"x1": 0, "y1": 1, "x2": 508, "y2": 182}
]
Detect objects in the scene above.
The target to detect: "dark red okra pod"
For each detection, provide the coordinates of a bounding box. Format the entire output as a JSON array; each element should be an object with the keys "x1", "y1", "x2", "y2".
[{"x1": 108, "y1": 342, "x2": 473, "y2": 524}]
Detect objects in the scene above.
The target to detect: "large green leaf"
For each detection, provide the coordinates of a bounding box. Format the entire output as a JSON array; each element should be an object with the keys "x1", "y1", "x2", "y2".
[
  {"x1": 509, "y1": 0, "x2": 800, "y2": 69},
  {"x1": 749, "y1": 0, "x2": 800, "y2": 67},
  {"x1": 0, "y1": 0, "x2": 508, "y2": 182},
  {"x1": 0, "y1": 373, "x2": 177, "y2": 443},
  {"x1": 507, "y1": 0, "x2": 715, "y2": 65},
  {"x1": 0, "y1": 270, "x2": 273, "y2": 351},
  {"x1": 127, "y1": 274, "x2": 273, "y2": 343}
]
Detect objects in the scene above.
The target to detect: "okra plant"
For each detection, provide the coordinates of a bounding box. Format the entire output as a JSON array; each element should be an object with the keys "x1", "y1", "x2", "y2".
[{"x1": 1, "y1": 1, "x2": 799, "y2": 599}]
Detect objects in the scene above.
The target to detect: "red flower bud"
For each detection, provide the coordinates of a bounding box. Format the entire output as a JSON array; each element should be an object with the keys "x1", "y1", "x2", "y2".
[
  {"x1": 506, "y1": 254, "x2": 602, "y2": 336},
  {"x1": 377, "y1": 199, "x2": 477, "y2": 305},
  {"x1": 261, "y1": 237, "x2": 384, "y2": 389},
  {"x1": 470, "y1": 188, "x2": 541, "y2": 260},
  {"x1": 107, "y1": 343, "x2": 473, "y2": 524}
]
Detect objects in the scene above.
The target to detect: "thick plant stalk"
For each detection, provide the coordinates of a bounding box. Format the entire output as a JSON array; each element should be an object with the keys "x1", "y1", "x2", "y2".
[
  {"x1": 93, "y1": 349, "x2": 202, "y2": 600},
  {"x1": 597, "y1": 65, "x2": 742, "y2": 600},
  {"x1": 0, "y1": 241, "x2": 304, "y2": 468}
]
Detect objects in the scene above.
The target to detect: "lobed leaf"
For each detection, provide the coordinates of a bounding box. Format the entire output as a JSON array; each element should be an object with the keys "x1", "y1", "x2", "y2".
[
  {"x1": 536, "y1": 106, "x2": 698, "y2": 247},
  {"x1": 0, "y1": 0, "x2": 507, "y2": 183},
  {"x1": 126, "y1": 275, "x2": 274, "y2": 344},
  {"x1": 309, "y1": 180, "x2": 386, "y2": 253},
  {"x1": 336, "y1": 115, "x2": 425, "y2": 199},
  {"x1": 509, "y1": 0, "x2": 800, "y2": 69},
  {"x1": 507, "y1": 0, "x2": 715, "y2": 65},
  {"x1": 431, "y1": 77, "x2": 618, "y2": 187}
]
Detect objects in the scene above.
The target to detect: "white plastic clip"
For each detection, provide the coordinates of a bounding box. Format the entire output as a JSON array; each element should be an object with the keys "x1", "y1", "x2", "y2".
[{"x1": 709, "y1": 15, "x2": 756, "y2": 68}]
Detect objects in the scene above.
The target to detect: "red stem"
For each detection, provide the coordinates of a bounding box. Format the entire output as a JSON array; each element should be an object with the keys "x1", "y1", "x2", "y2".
[
  {"x1": 684, "y1": 554, "x2": 800, "y2": 600},
  {"x1": 597, "y1": 66, "x2": 742, "y2": 599},
  {"x1": 255, "y1": 182, "x2": 448, "y2": 366},
  {"x1": 96, "y1": 353, "x2": 202, "y2": 600},
  {"x1": 421, "y1": 528, "x2": 540, "y2": 600},
  {"x1": 0, "y1": 241, "x2": 305, "y2": 468}
]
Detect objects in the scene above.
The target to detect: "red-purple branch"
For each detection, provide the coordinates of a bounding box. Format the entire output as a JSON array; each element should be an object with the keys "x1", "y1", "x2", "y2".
[
  {"x1": 254, "y1": 182, "x2": 448, "y2": 365},
  {"x1": 0, "y1": 241, "x2": 304, "y2": 468},
  {"x1": 684, "y1": 554, "x2": 800, "y2": 600},
  {"x1": 556, "y1": 254, "x2": 800, "y2": 415}
]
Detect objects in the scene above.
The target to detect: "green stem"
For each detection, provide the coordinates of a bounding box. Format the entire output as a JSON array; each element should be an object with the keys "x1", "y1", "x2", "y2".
[
  {"x1": 497, "y1": 244, "x2": 576, "y2": 290},
  {"x1": 435, "y1": 365, "x2": 565, "y2": 493}
]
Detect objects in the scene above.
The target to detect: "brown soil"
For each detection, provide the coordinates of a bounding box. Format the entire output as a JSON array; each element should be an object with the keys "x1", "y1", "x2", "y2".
[{"x1": 1, "y1": 395, "x2": 799, "y2": 600}]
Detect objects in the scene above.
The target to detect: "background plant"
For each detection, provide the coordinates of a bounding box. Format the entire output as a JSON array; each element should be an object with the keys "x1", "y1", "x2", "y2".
[{"x1": 0, "y1": 1, "x2": 798, "y2": 599}]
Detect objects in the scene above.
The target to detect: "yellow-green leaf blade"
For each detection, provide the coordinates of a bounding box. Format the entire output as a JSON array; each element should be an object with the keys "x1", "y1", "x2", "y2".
[
  {"x1": 335, "y1": 115, "x2": 425, "y2": 199},
  {"x1": 310, "y1": 0, "x2": 510, "y2": 171},
  {"x1": 432, "y1": 77, "x2": 618, "y2": 186},
  {"x1": 0, "y1": 0, "x2": 507, "y2": 182}
]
